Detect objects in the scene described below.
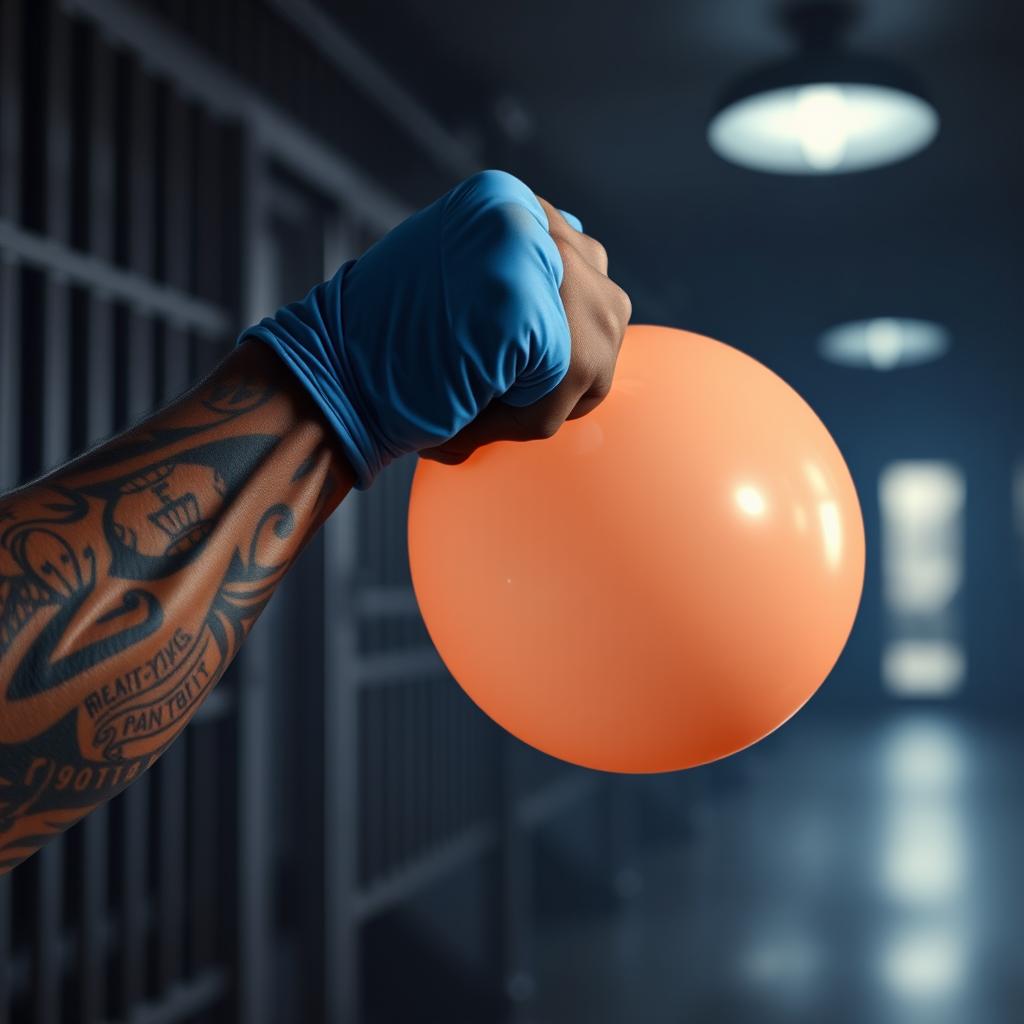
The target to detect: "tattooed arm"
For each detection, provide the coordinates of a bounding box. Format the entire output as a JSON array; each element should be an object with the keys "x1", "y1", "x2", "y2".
[
  {"x1": 0, "y1": 341, "x2": 354, "y2": 872},
  {"x1": 0, "y1": 170, "x2": 629, "y2": 874}
]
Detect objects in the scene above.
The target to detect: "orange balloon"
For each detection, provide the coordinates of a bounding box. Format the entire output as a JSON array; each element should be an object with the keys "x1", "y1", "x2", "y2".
[{"x1": 408, "y1": 325, "x2": 865, "y2": 773}]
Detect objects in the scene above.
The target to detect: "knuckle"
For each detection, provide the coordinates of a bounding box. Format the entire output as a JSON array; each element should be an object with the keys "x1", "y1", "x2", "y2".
[
  {"x1": 530, "y1": 415, "x2": 562, "y2": 440},
  {"x1": 460, "y1": 169, "x2": 532, "y2": 207},
  {"x1": 596, "y1": 300, "x2": 621, "y2": 336},
  {"x1": 556, "y1": 236, "x2": 581, "y2": 271},
  {"x1": 617, "y1": 286, "x2": 633, "y2": 323},
  {"x1": 566, "y1": 350, "x2": 599, "y2": 390},
  {"x1": 586, "y1": 236, "x2": 609, "y2": 268}
]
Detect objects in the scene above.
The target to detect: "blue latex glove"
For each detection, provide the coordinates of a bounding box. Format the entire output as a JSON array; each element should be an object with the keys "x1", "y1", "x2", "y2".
[{"x1": 238, "y1": 170, "x2": 579, "y2": 489}]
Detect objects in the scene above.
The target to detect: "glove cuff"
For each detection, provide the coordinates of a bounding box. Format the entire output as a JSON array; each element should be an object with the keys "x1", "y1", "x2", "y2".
[{"x1": 235, "y1": 260, "x2": 384, "y2": 490}]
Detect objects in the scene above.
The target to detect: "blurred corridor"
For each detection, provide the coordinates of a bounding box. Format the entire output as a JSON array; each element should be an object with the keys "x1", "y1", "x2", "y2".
[{"x1": 533, "y1": 709, "x2": 1024, "y2": 1024}]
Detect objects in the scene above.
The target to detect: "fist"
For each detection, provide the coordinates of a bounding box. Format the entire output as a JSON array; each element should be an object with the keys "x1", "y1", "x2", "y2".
[
  {"x1": 419, "y1": 182, "x2": 632, "y2": 464},
  {"x1": 243, "y1": 169, "x2": 631, "y2": 487}
]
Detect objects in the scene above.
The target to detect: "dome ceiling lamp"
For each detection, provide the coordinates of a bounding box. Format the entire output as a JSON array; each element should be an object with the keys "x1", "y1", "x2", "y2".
[
  {"x1": 708, "y1": 2, "x2": 940, "y2": 175},
  {"x1": 818, "y1": 317, "x2": 951, "y2": 370}
]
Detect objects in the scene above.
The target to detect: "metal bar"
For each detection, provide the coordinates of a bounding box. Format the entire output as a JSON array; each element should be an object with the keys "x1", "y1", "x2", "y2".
[
  {"x1": 0, "y1": 0, "x2": 22, "y2": 221},
  {"x1": 0, "y1": 0, "x2": 22, "y2": 496},
  {"x1": 41, "y1": 276, "x2": 71, "y2": 471},
  {"x1": 0, "y1": 259, "x2": 19, "y2": 490},
  {"x1": 384, "y1": 684, "x2": 398, "y2": 876},
  {"x1": 431, "y1": 679, "x2": 444, "y2": 850},
  {"x1": 85, "y1": 23, "x2": 116, "y2": 262},
  {"x1": 354, "y1": 822, "x2": 497, "y2": 922},
  {"x1": 126, "y1": 55, "x2": 155, "y2": 279},
  {"x1": 233, "y1": 126, "x2": 272, "y2": 1024},
  {"x1": 79, "y1": 803, "x2": 109, "y2": 1024},
  {"x1": 288, "y1": 534, "x2": 327, "y2": 1021},
  {"x1": 366, "y1": 691, "x2": 383, "y2": 885},
  {"x1": 125, "y1": 313, "x2": 156, "y2": 424},
  {"x1": 33, "y1": 844, "x2": 64, "y2": 1024},
  {"x1": 402, "y1": 681, "x2": 414, "y2": 865},
  {"x1": 234, "y1": 624, "x2": 272, "y2": 1024},
  {"x1": 357, "y1": 649, "x2": 447, "y2": 687},
  {"x1": 457, "y1": 690, "x2": 468, "y2": 832},
  {"x1": 60, "y1": 0, "x2": 410, "y2": 232},
  {"x1": 262, "y1": 0, "x2": 479, "y2": 178},
  {"x1": 44, "y1": 0, "x2": 72, "y2": 244},
  {"x1": 118, "y1": 776, "x2": 150, "y2": 1013},
  {"x1": 129, "y1": 313, "x2": 159, "y2": 425},
  {"x1": 161, "y1": 325, "x2": 194, "y2": 404},
  {"x1": 0, "y1": 873, "x2": 8, "y2": 1024},
  {"x1": 85, "y1": 297, "x2": 115, "y2": 446},
  {"x1": 193, "y1": 111, "x2": 224, "y2": 306},
  {"x1": 493, "y1": 732, "x2": 536, "y2": 1009},
  {"x1": 0, "y1": 219, "x2": 231, "y2": 334},
  {"x1": 161, "y1": 87, "x2": 193, "y2": 295},
  {"x1": 36, "y1": 0, "x2": 73, "y2": 476},
  {"x1": 156, "y1": 742, "x2": 186, "y2": 993},
  {"x1": 356, "y1": 586, "x2": 421, "y2": 617},
  {"x1": 441, "y1": 676, "x2": 453, "y2": 841},
  {"x1": 413, "y1": 676, "x2": 426, "y2": 858},
  {"x1": 190, "y1": 685, "x2": 233, "y2": 724},
  {"x1": 78, "y1": 247, "x2": 115, "y2": 1020},
  {"x1": 100, "y1": 967, "x2": 228, "y2": 1024},
  {"x1": 218, "y1": 120, "x2": 246, "y2": 318},
  {"x1": 323, "y1": 496, "x2": 361, "y2": 1022},
  {"x1": 188, "y1": 723, "x2": 217, "y2": 972}
]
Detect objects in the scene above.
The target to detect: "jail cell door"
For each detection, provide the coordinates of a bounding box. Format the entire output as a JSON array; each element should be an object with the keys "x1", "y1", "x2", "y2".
[{"x1": 235, "y1": 165, "x2": 360, "y2": 1024}]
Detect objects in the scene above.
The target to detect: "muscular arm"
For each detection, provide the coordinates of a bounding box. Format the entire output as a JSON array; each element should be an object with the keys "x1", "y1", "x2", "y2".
[
  {"x1": 0, "y1": 340, "x2": 354, "y2": 872},
  {"x1": 0, "y1": 171, "x2": 630, "y2": 875}
]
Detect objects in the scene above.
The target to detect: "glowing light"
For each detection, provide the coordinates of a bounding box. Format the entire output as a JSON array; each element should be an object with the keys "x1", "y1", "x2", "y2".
[
  {"x1": 709, "y1": 82, "x2": 938, "y2": 175},
  {"x1": 880, "y1": 928, "x2": 966, "y2": 1001},
  {"x1": 879, "y1": 462, "x2": 964, "y2": 522},
  {"x1": 880, "y1": 461, "x2": 967, "y2": 697},
  {"x1": 735, "y1": 484, "x2": 767, "y2": 518},
  {"x1": 795, "y1": 85, "x2": 849, "y2": 169},
  {"x1": 881, "y1": 802, "x2": 964, "y2": 905},
  {"x1": 884, "y1": 718, "x2": 965, "y2": 793},
  {"x1": 879, "y1": 462, "x2": 964, "y2": 616},
  {"x1": 883, "y1": 640, "x2": 965, "y2": 697},
  {"x1": 819, "y1": 318, "x2": 950, "y2": 370}
]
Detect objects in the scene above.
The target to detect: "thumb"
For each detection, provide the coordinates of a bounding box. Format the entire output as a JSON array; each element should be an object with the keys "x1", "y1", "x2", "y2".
[
  {"x1": 419, "y1": 378, "x2": 583, "y2": 464},
  {"x1": 418, "y1": 401, "x2": 540, "y2": 465}
]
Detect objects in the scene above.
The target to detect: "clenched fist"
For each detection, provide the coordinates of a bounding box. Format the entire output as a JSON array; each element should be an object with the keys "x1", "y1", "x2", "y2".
[{"x1": 240, "y1": 169, "x2": 631, "y2": 487}]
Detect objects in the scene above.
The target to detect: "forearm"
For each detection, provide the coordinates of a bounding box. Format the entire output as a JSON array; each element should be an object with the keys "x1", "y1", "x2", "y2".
[{"x1": 0, "y1": 340, "x2": 353, "y2": 871}]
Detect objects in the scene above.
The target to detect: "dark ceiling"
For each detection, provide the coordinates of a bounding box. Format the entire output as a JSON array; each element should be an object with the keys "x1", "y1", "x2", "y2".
[{"x1": 326, "y1": 0, "x2": 1023, "y2": 421}]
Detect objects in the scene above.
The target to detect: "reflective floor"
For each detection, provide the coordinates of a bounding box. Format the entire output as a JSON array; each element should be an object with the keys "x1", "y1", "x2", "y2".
[{"x1": 532, "y1": 708, "x2": 1024, "y2": 1024}]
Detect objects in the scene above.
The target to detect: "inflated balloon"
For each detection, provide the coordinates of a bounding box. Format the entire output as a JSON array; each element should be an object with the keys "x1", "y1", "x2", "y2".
[{"x1": 408, "y1": 325, "x2": 865, "y2": 773}]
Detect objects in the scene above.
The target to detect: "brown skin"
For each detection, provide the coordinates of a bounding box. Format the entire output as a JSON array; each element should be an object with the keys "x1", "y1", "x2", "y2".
[
  {"x1": 0, "y1": 197, "x2": 629, "y2": 872},
  {"x1": 420, "y1": 197, "x2": 631, "y2": 461}
]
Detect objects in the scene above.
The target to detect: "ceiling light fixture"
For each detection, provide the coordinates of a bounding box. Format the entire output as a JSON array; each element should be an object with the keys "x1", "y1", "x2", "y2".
[
  {"x1": 818, "y1": 317, "x2": 951, "y2": 370},
  {"x1": 708, "y1": 3, "x2": 939, "y2": 175}
]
